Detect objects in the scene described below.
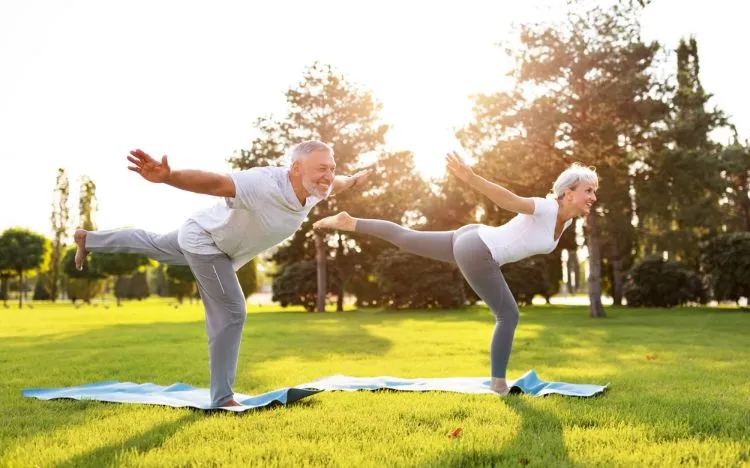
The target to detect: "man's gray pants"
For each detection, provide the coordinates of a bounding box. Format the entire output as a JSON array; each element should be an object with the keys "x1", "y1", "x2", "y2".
[{"x1": 85, "y1": 228, "x2": 246, "y2": 407}]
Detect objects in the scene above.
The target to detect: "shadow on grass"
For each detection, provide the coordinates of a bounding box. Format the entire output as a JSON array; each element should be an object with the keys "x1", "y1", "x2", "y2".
[
  {"x1": 53, "y1": 411, "x2": 203, "y2": 468},
  {"x1": 425, "y1": 396, "x2": 570, "y2": 467}
]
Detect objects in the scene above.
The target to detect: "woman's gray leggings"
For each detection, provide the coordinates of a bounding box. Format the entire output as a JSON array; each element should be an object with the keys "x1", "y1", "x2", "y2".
[{"x1": 356, "y1": 220, "x2": 519, "y2": 378}]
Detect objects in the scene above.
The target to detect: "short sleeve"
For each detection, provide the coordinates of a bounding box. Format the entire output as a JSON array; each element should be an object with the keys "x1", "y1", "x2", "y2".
[
  {"x1": 532, "y1": 197, "x2": 555, "y2": 218},
  {"x1": 227, "y1": 168, "x2": 266, "y2": 211}
]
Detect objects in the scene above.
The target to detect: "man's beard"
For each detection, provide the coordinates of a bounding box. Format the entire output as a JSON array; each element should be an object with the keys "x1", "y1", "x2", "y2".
[{"x1": 302, "y1": 177, "x2": 331, "y2": 199}]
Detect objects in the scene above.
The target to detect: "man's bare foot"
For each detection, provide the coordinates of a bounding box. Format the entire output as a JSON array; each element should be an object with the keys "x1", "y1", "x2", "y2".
[
  {"x1": 74, "y1": 229, "x2": 88, "y2": 271},
  {"x1": 490, "y1": 377, "x2": 510, "y2": 396},
  {"x1": 313, "y1": 211, "x2": 357, "y2": 231},
  {"x1": 219, "y1": 399, "x2": 242, "y2": 407}
]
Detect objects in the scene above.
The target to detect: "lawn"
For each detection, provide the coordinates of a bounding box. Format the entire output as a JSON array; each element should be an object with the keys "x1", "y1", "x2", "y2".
[{"x1": 1, "y1": 299, "x2": 748, "y2": 467}]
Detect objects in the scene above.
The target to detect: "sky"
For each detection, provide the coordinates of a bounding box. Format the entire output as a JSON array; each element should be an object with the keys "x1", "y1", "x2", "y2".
[{"x1": 1, "y1": 0, "x2": 747, "y2": 239}]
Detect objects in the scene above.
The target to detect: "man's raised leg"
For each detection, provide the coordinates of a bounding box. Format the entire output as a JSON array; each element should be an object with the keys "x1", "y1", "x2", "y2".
[{"x1": 74, "y1": 228, "x2": 188, "y2": 270}]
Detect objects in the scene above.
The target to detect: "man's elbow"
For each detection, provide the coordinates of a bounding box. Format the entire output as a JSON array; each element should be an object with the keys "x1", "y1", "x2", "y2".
[{"x1": 212, "y1": 175, "x2": 236, "y2": 198}]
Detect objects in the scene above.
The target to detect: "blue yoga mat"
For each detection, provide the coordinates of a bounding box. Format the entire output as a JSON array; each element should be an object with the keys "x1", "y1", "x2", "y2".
[
  {"x1": 22, "y1": 381, "x2": 322, "y2": 412},
  {"x1": 22, "y1": 371, "x2": 606, "y2": 411},
  {"x1": 299, "y1": 370, "x2": 608, "y2": 397}
]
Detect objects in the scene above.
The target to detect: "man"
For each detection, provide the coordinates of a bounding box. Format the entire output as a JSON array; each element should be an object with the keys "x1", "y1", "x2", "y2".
[{"x1": 74, "y1": 140, "x2": 370, "y2": 407}]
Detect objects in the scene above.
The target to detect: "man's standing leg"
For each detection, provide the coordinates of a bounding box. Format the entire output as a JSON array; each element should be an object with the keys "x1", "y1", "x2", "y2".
[{"x1": 183, "y1": 252, "x2": 247, "y2": 407}]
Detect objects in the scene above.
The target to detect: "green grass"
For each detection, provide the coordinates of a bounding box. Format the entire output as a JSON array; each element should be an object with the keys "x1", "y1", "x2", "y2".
[{"x1": 1, "y1": 299, "x2": 748, "y2": 467}]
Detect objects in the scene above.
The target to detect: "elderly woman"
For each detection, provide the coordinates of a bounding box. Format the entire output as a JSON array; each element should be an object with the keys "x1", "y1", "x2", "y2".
[{"x1": 313, "y1": 153, "x2": 599, "y2": 395}]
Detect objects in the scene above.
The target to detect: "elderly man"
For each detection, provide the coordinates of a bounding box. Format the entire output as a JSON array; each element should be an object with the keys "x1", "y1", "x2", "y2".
[{"x1": 74, "y1": 140, "x2": 369, "y2": 407}]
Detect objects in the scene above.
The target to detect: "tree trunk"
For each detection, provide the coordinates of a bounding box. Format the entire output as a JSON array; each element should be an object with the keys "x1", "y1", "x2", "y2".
[
  {"x1": 315, "y1": 232, "x2": 327, "y2": 313},
  {"x1": 1, "y1": 275, "x2": 8, "y2": 307},
  {"x1": 49, "y1": 242, "x2": 60, "y2": 303},
  {"x1": 567, "y1": 249, "x2": 579, "y2": 293},
  {"x1": 586, "y1": 212, "x2": 606, "y2": 318},
  {"x1": 336, "y1": 233, "x2": 345, "y2": 312},
  {"x1": 17, "y1": 270, "x2": 23, "y2": 309},
  {"x1": 611, "y1": 254, "x2": 623, "y2": 306}
]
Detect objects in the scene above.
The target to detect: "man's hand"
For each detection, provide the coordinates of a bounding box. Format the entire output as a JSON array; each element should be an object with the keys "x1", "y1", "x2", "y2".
[
  {"x1": 331, "y1": 167, "x2": 373, "y2": 196},
  {"x1": 127, "y1": 149, "x2": 171, "y2": 183},
  {"x1": 348, "y1": 168, "x2": 373, "y2": 189},
  {"x1": 445, "y1": 151, "x2": 475, "y2": 184}
]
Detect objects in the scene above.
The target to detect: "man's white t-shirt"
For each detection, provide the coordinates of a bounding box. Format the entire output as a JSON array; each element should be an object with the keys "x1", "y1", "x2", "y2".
[
  {"x1": 177, "y1": 166, "x2": 324, "y2": 271},
  {"x1": 477, "y1": 197, "x2": 572, "y2": 266}
]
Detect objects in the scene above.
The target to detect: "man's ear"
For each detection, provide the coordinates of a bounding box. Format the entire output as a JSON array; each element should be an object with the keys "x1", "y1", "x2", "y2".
[{"x1": 290, "y1": 160, "x2": 301, "y2": 176}]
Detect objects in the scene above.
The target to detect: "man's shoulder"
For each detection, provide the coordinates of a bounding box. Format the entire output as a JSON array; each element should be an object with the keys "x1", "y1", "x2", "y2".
[{"x1": 233, "y1": 166, "x2": 287, "y2": 185}]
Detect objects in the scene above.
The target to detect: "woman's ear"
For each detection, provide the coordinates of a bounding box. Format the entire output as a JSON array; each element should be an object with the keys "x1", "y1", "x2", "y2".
[{"x1": 564, "y1": 186, "x2": 574, "y2": 201}]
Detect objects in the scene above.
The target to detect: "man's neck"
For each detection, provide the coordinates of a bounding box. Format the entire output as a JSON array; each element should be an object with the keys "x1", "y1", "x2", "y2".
[{"x1": 288, "y1": 170, "x2": 309, "y2": 205}]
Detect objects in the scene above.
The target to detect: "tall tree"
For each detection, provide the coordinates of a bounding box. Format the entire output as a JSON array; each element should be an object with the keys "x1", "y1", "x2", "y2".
[
  {"x1": 0, "y1": 228, "x2": 49, "y2": 308},
  {"x1": 459, "y1": 0, "x2": 666, "y2": 315},
  {"x1": 62, "y1": 175, "x2": 103, "y2": 304},
  {"x1": 78, "y1": 176, "x2": 97, "y2": 231},
  {"x1": 720, "y1": 130, "x2": 750, "y2": 231},
  {"x1": 49, "y1": 168, "x2": 70, "y2": 302},
  {"x1": 229, "y1": 62, "x2": 388, "y2": 311},
  {"x1": 634, "y1": 37, "x2": 727, "y2": 268}
]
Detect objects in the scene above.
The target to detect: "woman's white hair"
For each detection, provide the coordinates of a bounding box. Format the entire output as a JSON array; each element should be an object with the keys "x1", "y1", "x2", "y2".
[
  {"x1": 289, "y1": 140, "x2": 333, "y2": 164},
  {"x1": 552, "y1": 162, "x2": 599, "y2": 198}
]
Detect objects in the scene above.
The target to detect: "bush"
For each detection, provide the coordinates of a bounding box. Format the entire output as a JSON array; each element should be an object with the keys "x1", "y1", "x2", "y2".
[
  {"x1": 33, "y1": 272, "x2": 52, "y2": 300},
  {"x1": 236, "y1": 259, "x2": 258, "y2": 299},
  {"x1": 701, "y1": 232, "x2": 750, "y2": 303},
  {"x1": 373, "y1": 250, "x2": 465, "y2": 309},
  {"x1": 624, "y1": 256, "x2": 706, "y2": 307},
  {"x1": 272, "y1": 260, "x2": 341, "y2": 312},
  {"x1": 165, "y1": 265, "x2": 196, "y2": 303},
  {"x1": 348, "y1": 270, "x2": 382, "y2": 308},
  {"x1": 66, "y1": 278, "x2": 104, "y2": 304}
]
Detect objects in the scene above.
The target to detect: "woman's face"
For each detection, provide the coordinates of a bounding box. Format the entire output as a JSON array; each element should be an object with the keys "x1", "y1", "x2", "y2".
[{"x1": 566, "y1": 182, "x2": 598, "y2": 216}]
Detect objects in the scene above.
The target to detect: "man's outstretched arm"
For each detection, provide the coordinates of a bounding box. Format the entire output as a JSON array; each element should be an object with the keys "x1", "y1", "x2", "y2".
[
  {"x1": 330, "y1": 168, "x2": 373, "y2": 196},
  {"x1": 127, "y1": 149, "x2": 236, "y2": 198}
]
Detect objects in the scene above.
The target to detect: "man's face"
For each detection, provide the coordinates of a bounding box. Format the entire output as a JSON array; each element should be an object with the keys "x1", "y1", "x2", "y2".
[{"x1": 296, "y1": 150, "x2": 336, "y2": 198}]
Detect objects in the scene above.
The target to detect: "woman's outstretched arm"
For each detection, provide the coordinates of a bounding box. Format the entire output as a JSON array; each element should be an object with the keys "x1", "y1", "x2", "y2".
[{"x1": 445, "y1": 151, "x2": 534, "y2": 215}]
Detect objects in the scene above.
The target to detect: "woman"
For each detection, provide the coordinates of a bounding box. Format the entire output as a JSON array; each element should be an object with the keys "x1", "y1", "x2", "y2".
[{"x1": 313, "y1": 152, "x2": 599, "y2": 395}]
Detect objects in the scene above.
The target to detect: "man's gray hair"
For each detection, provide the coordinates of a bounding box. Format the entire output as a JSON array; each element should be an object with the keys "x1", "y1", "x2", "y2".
[{"x1": 289, "y1": 140, "x2": 333, "y2": 164}]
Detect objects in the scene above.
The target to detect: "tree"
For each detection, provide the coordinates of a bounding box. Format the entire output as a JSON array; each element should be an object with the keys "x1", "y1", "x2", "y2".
[
  {"x1": 62, "y1": 174, "x2": 105, "y2": 304},
  {"x1": 0, "y1": 228, "x2": 49, "y2": 308},
  {"x1": 634, "y1": 37, "x2": 727, "y2": 268},
  {"x1": 49, "y1": 168, "x2": 70, "y2": 302},
  {"x1": 701, "y1": 232, "x2": 750, "y2": 303},
  {"x1": 229, "y1": 62, "x2": 388, "y2": 312},
  {"x1": 459, "y1": 0, "x2": 667, "y2": 316},
  {"x1": 720, "y1": 132, "x2": 750, "y2": 231},
  {"x1": 78, "y1": 176, "x2": 97, "y2": 231}
]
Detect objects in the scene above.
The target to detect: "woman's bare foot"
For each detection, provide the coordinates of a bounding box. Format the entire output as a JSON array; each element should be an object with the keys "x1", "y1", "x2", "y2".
[
  {"x1": 313, "y1": 211, "x2": 357, "y2": 232},
  {"x1": 490, "y1": 377, "x2": 510, "y2": 396},
  {"x1": 73, "y1": 229, "x2": 88, "y2": 271},
  {"x1": 219, "y1": 399, "x2": 242, "y2": 407}
]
